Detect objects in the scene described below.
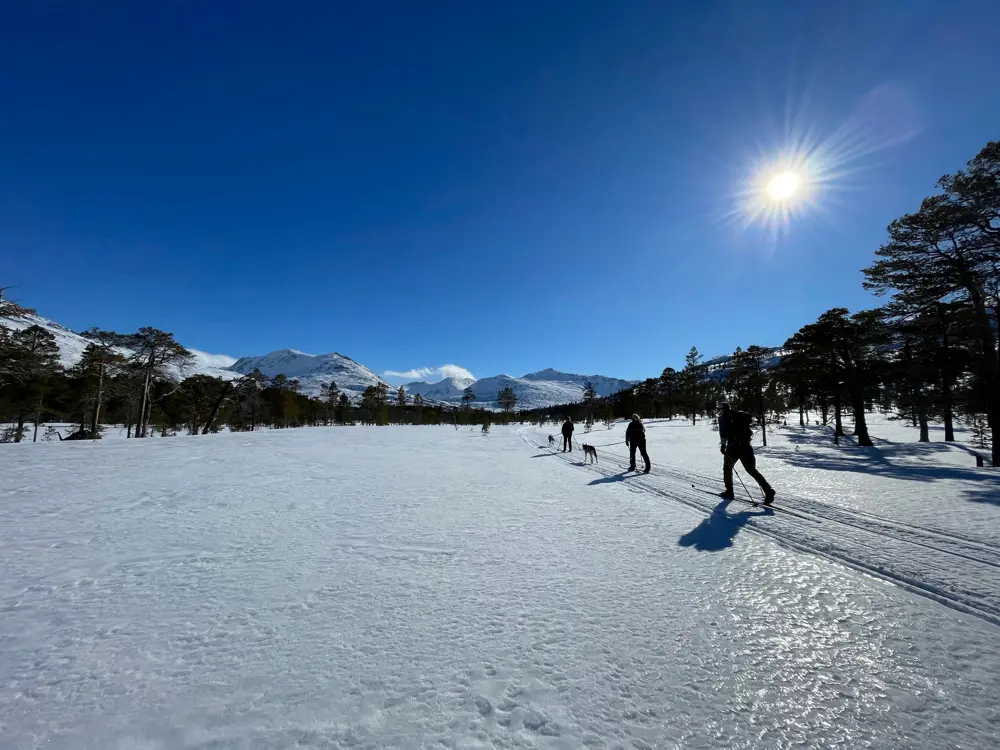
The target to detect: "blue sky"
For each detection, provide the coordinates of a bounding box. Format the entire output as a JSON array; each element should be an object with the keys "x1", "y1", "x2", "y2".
[{"x1": 2, "y1": 1, "x2": 998, "y2": 384}]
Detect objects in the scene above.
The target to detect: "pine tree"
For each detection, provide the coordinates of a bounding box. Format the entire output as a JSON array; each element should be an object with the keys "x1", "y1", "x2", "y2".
[
  {"x1": 123, "y1": 328, "x2": 194, "y2": 438},
  {"x1": 727, "y1": 345, "x2": 774, "y2": 446},
  {"x1": 462, "y1": 386, "x2": 476, "y2": 411},
  {"x1": 70, "y1": 337, "x2": 127, "y2": 436},
  {"x1": 582, "y1": 380, "x2": 598, "y2": 426},
  {"x1": 75, "y1": 329, "x2": 129, "y2": 435},
  {"x1": 6, "y1": 325, "x2": 62, "y2": 442},
  {"x1": 412, "y1": 393, "x2": 424, "y2": 424},
  {"x1": 322, "y1": 380, "x2": 341, "y2": 424},
  {"x1": 659, "y1": 368, "x2": 677, "y2": 419},
  {"x1": 864, "y1": 141, "x2": 1000, "y2": 464},
  {"x1": 496, "y1": 386, "x2": 517, "y2": 419},
  {"x1": 360, "y1": 386, "x2": 379, "y2": 425},
  {"x1": 679, "y1": 347, "x2": 706, "y2": 425},
  {"x1": 397, "y1": 385, "x2": 407, "y2": 408},
  {"x1": 337, "y1": 392, "x2": 352, "y2": 424}
]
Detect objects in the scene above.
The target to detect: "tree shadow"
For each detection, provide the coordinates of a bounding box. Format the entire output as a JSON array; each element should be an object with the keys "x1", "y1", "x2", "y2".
[
  {"x1": 771, "y1": 445, "x2": 999, "y2": 484},
  {"x1": 767, "y1": 427, "x2": 999, "y2": 487},
  {"x1": 963, "y1": 487, "x2": 1000, "y2": 506},
  {"x1": 677, "y1": 499, "x2": 770, "y2": 552}
]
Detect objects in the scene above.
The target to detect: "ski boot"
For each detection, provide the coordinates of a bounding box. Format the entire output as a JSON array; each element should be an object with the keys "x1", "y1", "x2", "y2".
[
  {"x1": 720, "y1": 489, "x2": 735, "y2": 500},
  {"x1": 763, "y1": 488, "x2": 776, "y2": 506}
]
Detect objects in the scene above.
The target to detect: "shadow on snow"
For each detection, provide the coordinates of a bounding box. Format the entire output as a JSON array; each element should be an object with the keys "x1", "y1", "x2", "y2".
[
  {"x1": 766, "y1": 426, "x2": 1000, "y2": 497},
  {"x1": 677, "y1": 499, "x2": 771, "y2": 552}
]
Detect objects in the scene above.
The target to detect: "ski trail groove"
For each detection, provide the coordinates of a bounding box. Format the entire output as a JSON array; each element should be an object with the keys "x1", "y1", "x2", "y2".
[
  {"x1": 593, "y1": 442, "x2": 1000, "y2": 560},
  {"x1": 521, "y1": 430, "x2": 1000, "y2": 629}
]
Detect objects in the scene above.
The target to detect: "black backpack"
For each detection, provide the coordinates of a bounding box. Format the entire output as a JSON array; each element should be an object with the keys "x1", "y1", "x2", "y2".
[{"x1": 729, "y1": 411, "x2": 753, "y2": 442}]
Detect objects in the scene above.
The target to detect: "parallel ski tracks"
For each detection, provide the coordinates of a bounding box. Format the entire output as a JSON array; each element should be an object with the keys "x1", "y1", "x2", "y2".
[{"x1": 522, "y1": 431, "x2": 1000, "y2": 628}]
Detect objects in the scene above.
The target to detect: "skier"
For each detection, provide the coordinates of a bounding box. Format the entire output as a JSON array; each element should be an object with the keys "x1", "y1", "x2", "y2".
[
  {"x1": 561, "y1": 417, "x2": 574, "y2": 452},
  {"x1": 718, "y1": 401, "x2": 775, "y2": 505},
  {"x1": 625, "y1": 414, "x2": 651, "y2": 473}
]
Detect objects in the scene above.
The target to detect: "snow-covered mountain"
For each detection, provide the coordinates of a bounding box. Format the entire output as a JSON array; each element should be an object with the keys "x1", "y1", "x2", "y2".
[
  {"x1": 405, "y1": 369, "x2": 637, "y2": 410},
  {"x1": 0, "y1": 313, "x2": 239, "y2": 382},
  {"x1": 403, "y1": 376, "x2": 476, "y2": 402},
  {"x1": 2, "y1": 310, "x2": 634, "y2": 408},
  {"x1": 227, "y1": 350, "x2": 386, "y2": 399},
  {"x1": 521, "y1": 369, "x2": 636, "y2": 396}
]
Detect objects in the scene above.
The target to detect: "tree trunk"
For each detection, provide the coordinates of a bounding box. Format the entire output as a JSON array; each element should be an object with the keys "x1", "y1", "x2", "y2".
[
  {"x1": 137, "y1": 370, "x2": 152, "y2": 438},
  {"x1": 125, "y1": 396, "x2": 134, "y2": 438},
  {"x1": 943, "y1": 404, "x2": 955, "y2": 442},
  {"x1": 851, "y1": 389, "x2": 874, "y2": 447},
  {"x1": 798, "y1": 391, "x2": 805, "y2": 426},
  {"x1": 967, "y1": 286, "x2": 1000, "y2": 466},
  {"x1": 90, "y1": 363, "x2": 104, "y2": 437},
  {"x1": 758, "y1": 392, "x2": 767, "y2": 447},
  {"x1": 911, "y1": 407, "x2": 917, "y2": 428},
  {"x1": 141, "y1": 393, "x2": 153, "y2": 439},
  {"x1": 33, "y1": 387, "x2": 45, "y2": 442},
  {"x1": 15, "y1": 411, "x2": 25, "y2": 443},
  {"x1": 917, "y1": 404, "x2": 929, "y2": 442},
  {"x1": 833, "y1": 394, "x2": 843, "y2": 444},
  {"x1": 202, "y1": 384, "x2": 232, "y2": 435}
]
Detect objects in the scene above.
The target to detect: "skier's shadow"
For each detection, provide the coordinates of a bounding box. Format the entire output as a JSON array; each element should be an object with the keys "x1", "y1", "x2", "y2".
[{"x1": 678, "y1": 499, "x2": 769, "y2": 552}]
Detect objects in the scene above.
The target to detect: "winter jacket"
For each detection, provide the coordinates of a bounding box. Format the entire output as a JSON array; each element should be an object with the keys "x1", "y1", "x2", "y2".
[
  {"x1": 719, "y1": 409, "x2": 753, "y2": 445},
  {"x1": 561, "y1": 420, "x2": 574, "y2": 437},
  {"x1": 625, "y1": 419, "x2": 645, "y2": 445}
]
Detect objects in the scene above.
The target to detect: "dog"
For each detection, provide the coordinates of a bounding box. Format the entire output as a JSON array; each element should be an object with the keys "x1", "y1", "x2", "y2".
[
  {"x1": 548, "y1": 435, "x2": 556, "y2": 447},
  {"x1": 582, "y1": 444, "x2": 598, "y2": 464}
]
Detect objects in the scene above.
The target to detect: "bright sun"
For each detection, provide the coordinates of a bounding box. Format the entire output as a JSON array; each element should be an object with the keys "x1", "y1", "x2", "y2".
[{"x1": 767, "y1": 171, "x2": 802, "y2": 201}]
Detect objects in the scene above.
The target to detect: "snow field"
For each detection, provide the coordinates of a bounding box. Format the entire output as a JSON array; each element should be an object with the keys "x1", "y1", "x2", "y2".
[
  {"x1": 1, "y1": 423, "x2": 998, "y2": 748},
  {"x1": 535, "y1": 414, "x2": 1000, "y2": 626}
]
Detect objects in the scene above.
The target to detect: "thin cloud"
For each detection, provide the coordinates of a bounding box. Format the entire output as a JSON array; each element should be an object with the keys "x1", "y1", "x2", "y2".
[
  {"x1": 188, "y1": 349, "x2": 238, "y2": 369},
  {"x1": 436, "y1": 364, "x2": 474, "y2": 380},
  {"x1": 384, "y1": 367, "x2": 435, "y2": 380},
  {"x1": 384, "y1": 364, "x2": 475, "y2": 382}
]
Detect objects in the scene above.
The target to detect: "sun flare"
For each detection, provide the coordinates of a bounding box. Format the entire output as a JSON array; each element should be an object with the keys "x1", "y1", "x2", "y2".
[{"x1": 767, "y1": 171, "x2": 801, "y2": 202}]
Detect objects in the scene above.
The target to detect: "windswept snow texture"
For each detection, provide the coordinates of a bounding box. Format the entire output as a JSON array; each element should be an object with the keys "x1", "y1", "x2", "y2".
[
  {"x1": 227, "y1": 349, "x2": 387, "y2": 399},
  {"x1": 2, "y1": 419, "x2": 999, "y2": 748}
]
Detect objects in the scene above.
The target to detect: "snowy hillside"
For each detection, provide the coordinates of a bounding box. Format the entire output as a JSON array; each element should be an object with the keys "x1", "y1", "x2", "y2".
[
  {"x1": 521, "y1": 368, "x2": 634, "y2": 396},
  {"x1": 403, "y1": 375, "x2": 475, "y2": 401},
  {"x1": 228, "y1": 349, "x2": 386, "y2": 399},
  {"x1": 0, "y1": 314, "x2": 239, "y2": 382},
  {"x1": 2, "y1": 418, "x2": 998, "y2": 747},
  {"x1": 3, "y1": 310, "x2": 634, "y2": 408},
  {"x1": 408, "y1": 369, "x2": 636, "y2": 410}
]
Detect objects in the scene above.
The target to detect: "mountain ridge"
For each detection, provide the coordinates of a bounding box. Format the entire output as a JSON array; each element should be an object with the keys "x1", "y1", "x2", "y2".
[{"x1": 2, "y1": 310, "x2": 638, "y2": 409}]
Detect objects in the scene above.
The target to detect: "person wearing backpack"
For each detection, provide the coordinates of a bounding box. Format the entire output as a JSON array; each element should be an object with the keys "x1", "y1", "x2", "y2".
[
  {"x1": 625, "y1": 414, "x2": 651, "y2": 473},
  {"x1": 561, "y1": 417, "x2": 575, "y2": 452},
  {"x1": 718, "y1": 401, "x2": 775, "y2": 505}
]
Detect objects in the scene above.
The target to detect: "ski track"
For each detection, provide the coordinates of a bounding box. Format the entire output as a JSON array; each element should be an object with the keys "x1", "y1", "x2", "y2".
[
  {"x1": 525, "y1": 431, "x2": 1000, "y2": 628},
  {"x1": 3, "y1": 426, "x2": 1000, "y2": 748}
]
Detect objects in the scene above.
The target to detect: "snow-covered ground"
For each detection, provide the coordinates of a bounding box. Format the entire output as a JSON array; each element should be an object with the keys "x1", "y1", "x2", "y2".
[{"x1": 1, "y1": 418, "x2": 998, "y2": 748}]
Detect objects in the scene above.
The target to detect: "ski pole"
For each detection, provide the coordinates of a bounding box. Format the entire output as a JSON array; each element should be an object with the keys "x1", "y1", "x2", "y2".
[{"x1": 734, "y1": 469, "x2": 754, "y2": 503}]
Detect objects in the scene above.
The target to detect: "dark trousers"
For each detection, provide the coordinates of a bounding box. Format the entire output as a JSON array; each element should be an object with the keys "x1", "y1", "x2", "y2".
[
  {"x1": 629, "y1": 440, "x2": 650, "y2": 470},
  {"x1": 724, "y1": 444, "x2": 772, "y2": 494},
  {"x1": 563, "y1": 434, "x2": 572, "y2": 451}
]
